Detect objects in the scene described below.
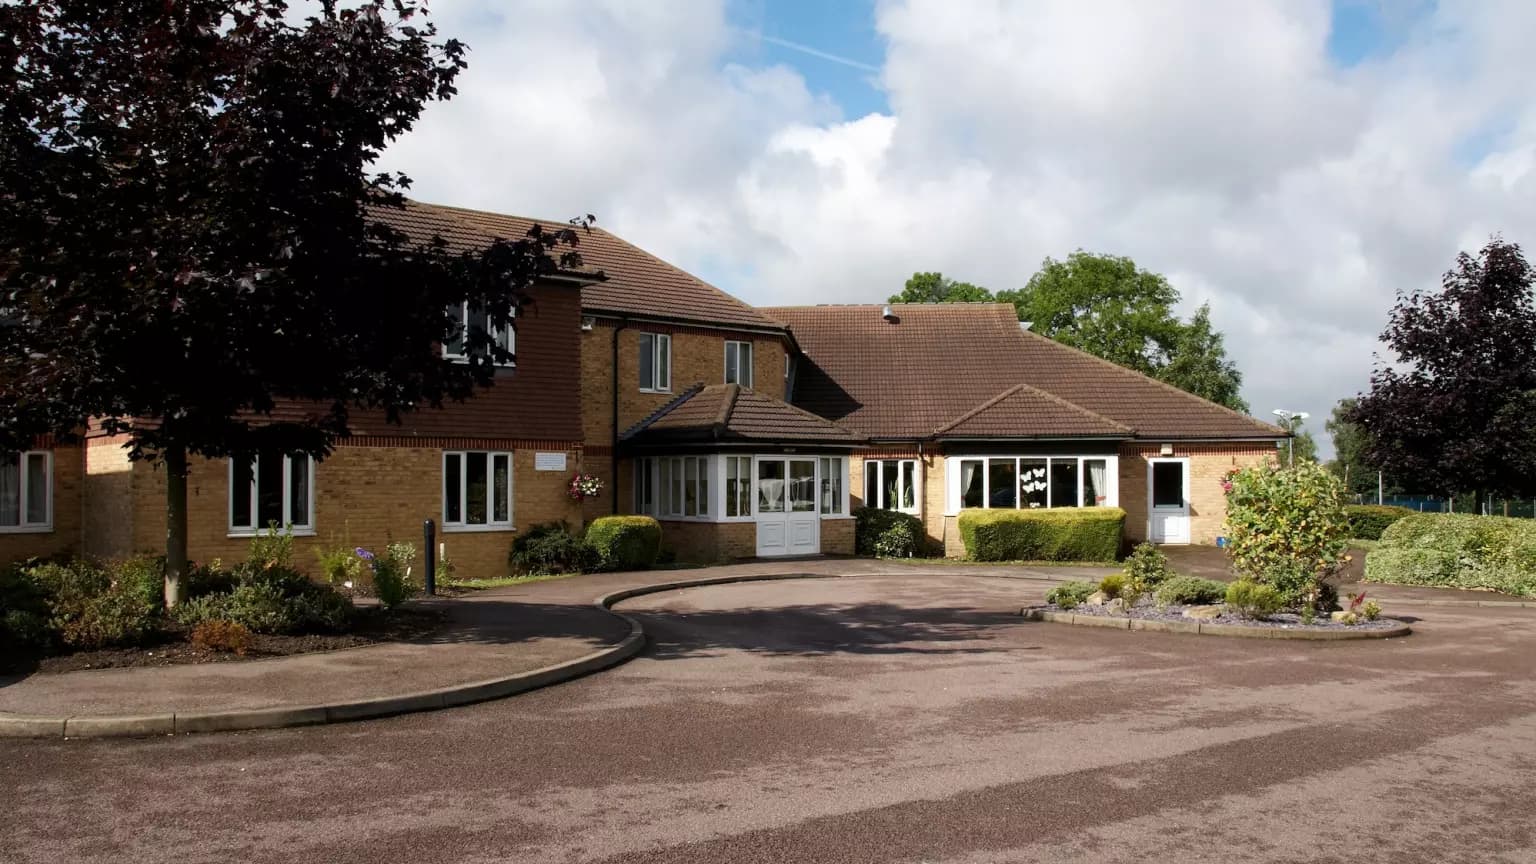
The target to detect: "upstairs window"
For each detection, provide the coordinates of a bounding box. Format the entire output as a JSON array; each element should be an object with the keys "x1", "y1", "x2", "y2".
[
  {"x1": 639, "y1": 332, "x2": 671, "y2": 392},
  {"x1": 724, "y1": 341, "x2": 753, "y2": 388},
  {"x1": 230, "y1": 453, "x2": 314, "y2": 535},
  {"x1": 0, "y1": 451, "x2": 52, "y2": 532},
  {"x1": 444, "y1": 302, "x2": 515, "y2": 365}
]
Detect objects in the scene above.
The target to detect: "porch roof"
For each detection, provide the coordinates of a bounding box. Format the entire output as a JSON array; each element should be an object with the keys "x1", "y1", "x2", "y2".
[{"x1": 621, "y1": 384, "x2": 866, "y2": 448}]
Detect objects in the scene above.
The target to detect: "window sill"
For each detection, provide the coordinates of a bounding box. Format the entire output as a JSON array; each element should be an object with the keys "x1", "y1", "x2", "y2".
[
  {"x1": 0, "y1": 525, "x2": 53, "y2": 535},
  {"x1": 228, "y1": 529, "x2": 317, "y2": 539},
  {"x1": 441, "y1": 524, "x2": 516, "y2": 534},
  {"x1": 638, "y1": 388, "x2": 672, "y2": 395}
]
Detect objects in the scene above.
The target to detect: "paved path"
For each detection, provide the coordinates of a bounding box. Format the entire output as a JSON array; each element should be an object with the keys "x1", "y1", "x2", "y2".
[
  {"x1": 3, "y1": 569, "x2": 1535, "y2": 863},
  {"x1": 0, "y1": 554, "x2": 1513, "y2": 721}
]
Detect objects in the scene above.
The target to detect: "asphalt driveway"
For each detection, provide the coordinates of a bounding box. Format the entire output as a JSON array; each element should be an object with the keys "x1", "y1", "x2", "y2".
[{"x1": 4, "y1": 572, "x2": 1535, "y2": 863}]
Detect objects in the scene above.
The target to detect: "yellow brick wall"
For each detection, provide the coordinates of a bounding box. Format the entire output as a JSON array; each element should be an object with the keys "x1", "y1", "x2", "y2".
[
  {"x1": 126, "y1": 443, "x2": 582, "y2": 580},
  {"x1": 83, "y1": 436, "x2": 135, "y2": 559},
  {"x1": 1119, "y1": 442, "x2": 1277, "y2": 546},
  {"x1": 821, "y1": 517, "x2": 855, "y2": 555},
  {"x1": 659, "y1": 519, "x2": 757, "y2": 563},
  {"x1": 581, "y1": 322, "x2": 788, "y2": 445},
  {"x1": 0, "y1": 445, "x2": 83, "y2": 566}
]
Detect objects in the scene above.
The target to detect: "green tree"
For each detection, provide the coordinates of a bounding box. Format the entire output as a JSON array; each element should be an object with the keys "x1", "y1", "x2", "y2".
[
  {"x1": 1158, "y1": 304, "x2": 1249, "y2": 412},
  {"x1": 0, "y1": 1, "x2": 585, "y2": 606},
  {"x1": 1326, "y1": 398, "x2": 1396, "y2": 498},
  {"x1": 888, "y1": 272, "x2": 994, "y2": 304},
  {"x1": 1274, "y1": 415, "x2": 1319, "y2": 467},
  {"x1": 998, "y1": 251, "x2": 1184, "y2": 376}
]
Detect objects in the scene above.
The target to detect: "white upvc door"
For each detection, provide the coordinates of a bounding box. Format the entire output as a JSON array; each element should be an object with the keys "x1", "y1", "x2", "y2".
[
  {"x1": 754, "y1": 457, "x2": 820, "y2": 556},
  {"x1": 1147, "y1": 458, "x2": 1191, "y2": 544}
]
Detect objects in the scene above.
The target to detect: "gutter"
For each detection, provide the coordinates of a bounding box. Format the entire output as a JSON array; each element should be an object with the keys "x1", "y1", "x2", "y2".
[{"x1": 610, "y1": 317, "x2": 629, "y2": 515}]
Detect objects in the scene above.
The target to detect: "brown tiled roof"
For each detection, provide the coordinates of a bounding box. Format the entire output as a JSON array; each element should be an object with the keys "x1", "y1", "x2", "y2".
[
  {"x1": 935, "y1": 383, "x2": 1131, "y2": 439},
  {"x1": 622, "y1": 384, "x2": 865, "y2": 447},
  {"x1": 763, "y1": 303, "x2": 1283, "y2": 441},
  {"x1": 373, "y1": 199, "x2": 784, "y2": 332}
]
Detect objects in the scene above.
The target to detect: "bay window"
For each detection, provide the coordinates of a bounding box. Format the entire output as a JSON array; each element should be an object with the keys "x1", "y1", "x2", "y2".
[
  {"x1": 949, "y1": 456, "x2": 1116, "y2": 514},
  {"x1": 819, "y1": 457, "x2": 845, "y2": 515},
  {"x1": 864, "y1": 459, "x2": 918, "y2": 512},
  {"x1": 0, "y1": 451, "x2": 52, "y2": 531},
  {"x1": 725, "y1": 456, "x2": 752, "y2": 517},
  {"x1": 444, "y1": 451, "x2": 513, "y2": 530},
  {"x1": 230, "y1": 453, "x2": 315, "y2": 535},
  {"x1": 635, "y1": 456, "x2": 710, "y2": 518}
]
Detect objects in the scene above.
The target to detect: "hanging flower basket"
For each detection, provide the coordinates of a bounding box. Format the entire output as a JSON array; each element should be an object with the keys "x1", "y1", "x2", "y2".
[{"x1": 569, "y1": 473, "x2": 604, "y2": 501}]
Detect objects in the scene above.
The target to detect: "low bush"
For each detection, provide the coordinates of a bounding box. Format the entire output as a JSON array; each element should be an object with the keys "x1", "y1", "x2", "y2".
[
  {"x1": 1344, "y1": 505, "x2": 1416, "y2": 541},
  {"x1": 0, "y1": 563, "x2": 52, "y2": 654},
  {"x1": 1223, "y1": 461, "x2": 1348, "y2": 598},
  {"x1": 247, "y1": 522, "x2": 294, "y2": 569},
  {"x1": 315, "y1": 538, "x2": 365, "y2": 586},
  {"x1": 1225, "y1": 579, "x2": 1284, "y2": 620},
  {"x1": 1045, "y1": 580, "x2": 1098, "y2": 609},
  {"x1": 1098, "y1": 572, "x2": 1126, "y2": 599},
  {"x1": 509, "y1": 522, "x2": 600, "y2": 576},
  {"x1": 873, "y1": 519, "x2": 918, "y2": 558},
  {"x1": 190, "y1": 619, "x2": 254, "y2": 655},
  {"x1": 23, "y1": 558, "x2": 164, "y2": 650},
  {"x1": 363, "y1": 543, "x2": 419, "y2": 610},
  {"x1": 173, "y1": 566, "x2": 352, "y2": 634},
  {"x1": 1366, "y1": 513, "x2": 1536, "y2": 597},
  {"x1": 1154, "y1": 575, "x2": 1228, "y2": 607},
  {"x1": 957, "y1": 507, "x2": 1125, "y2": 562},
  {"x1": 1122, "y1": 542, "x2": 1173, "y2": 587},
  {"x1": 854, "y1": 507, "x2": 925, "y2": 557},
  {"x1": 585, "y1": 516, "x2": 662, "y2": 571},
  {"x1": 185, "y1": 563, "x2": 238, "y2": 599}
]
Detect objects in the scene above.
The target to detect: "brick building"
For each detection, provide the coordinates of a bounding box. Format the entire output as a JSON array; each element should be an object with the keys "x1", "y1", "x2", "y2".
[{"x1": 1, "y1": 201, "x2": 1282, "y2": 573}]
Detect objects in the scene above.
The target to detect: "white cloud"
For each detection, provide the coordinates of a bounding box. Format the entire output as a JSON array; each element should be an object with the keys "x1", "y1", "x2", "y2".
[{"x1": 383, "y1": 0, "x2": 1536, "y2": 457}]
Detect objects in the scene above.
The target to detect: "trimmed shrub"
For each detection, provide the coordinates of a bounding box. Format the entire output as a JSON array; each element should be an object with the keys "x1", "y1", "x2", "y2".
[
  {"x1": 585, "y1": 516, "x2": 662, "y2": 571},
  {"x1": 509, "y1": 521, "x2": 600, "y2": 576},
  {"x1": 1122, "y1": 542, "x2": 1173, "y2": 587},
  {"x1": 1344, "y1": 505, "x2": 1416, "y2": 541},
  {"x1": 1366, "y1": 513, "x2": 1536, "y2": 597},
  {"x1": 957, "y1": 507, "x2": 1124, "y2": 562},
  {"x1": 1225, "y1": 579, "x2": 1284, "y2": 620},
  {"x1": 1045, "y1": 580, "x2": 1098, "y2": 609},
  {"x1": 0, "y1": 563, "x2": 52, "y2": 654},
  {"x1": 23, "y1": 558, "x2": 163, "y2": 650},
  {"x1": 190, "y1": 620, "x2": 254, "y2": 655},
  {"x1": 1223, "y1": 461, "x2": 1349, "y2": 601},
  {"x1": 173, "y1": 566, "x2": 352, "y2": 634},
  {"x1": 854, "y1": 507, "x2": 924, "y2": 557},
  {"x1": 873, "y1": 519, "x2": 918, "y2": 558},
  {"x1": 1154, "y1": 575, "x2": 1228, "y2": 606},
  {"x1": 1098, "y1": 572, "x2": 1126, "y2": 599}
]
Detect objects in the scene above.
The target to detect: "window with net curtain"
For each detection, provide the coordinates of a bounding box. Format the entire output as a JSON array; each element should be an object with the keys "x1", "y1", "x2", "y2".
[{"x1": 957, "y1": 457, "x2": 1110, "y2": 511}]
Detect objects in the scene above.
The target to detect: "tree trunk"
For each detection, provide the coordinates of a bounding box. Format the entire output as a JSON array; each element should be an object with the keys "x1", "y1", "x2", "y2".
[{"x1": 164, "y1": 444, "x2": 189, "y2": 609}]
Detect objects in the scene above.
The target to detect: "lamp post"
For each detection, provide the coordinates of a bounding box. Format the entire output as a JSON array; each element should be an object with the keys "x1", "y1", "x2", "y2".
[{"x1": 1271, "y1": 409, "x2": 1310, "y2": 469}]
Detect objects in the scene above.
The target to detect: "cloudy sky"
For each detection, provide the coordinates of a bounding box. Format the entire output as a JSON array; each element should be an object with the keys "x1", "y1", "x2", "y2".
[{"x1": 381, "y1": 0, "x2": 1536, "y2": 457}]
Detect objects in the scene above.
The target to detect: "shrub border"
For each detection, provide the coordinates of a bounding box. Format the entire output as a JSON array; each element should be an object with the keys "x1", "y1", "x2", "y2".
[{"x1": 1019, "y1": 607, "x2": 1412, "y2": 641}]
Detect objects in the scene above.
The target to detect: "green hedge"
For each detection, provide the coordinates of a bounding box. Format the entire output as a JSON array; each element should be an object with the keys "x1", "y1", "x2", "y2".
[
  {"x1": 1365, "y1": 513, "x2": 1536, "y2": 597},
  {"x1": 853, "y1": 507, "x2": 925, "y2": 557},
  {"x1": 957, "y1": 507, "x2": 1125, "y2": 562},
  {"x1": 585, "y1": 516, "x2": 662, "y2": 571},
  {"x1": 1344, "y1": 505, "x2": 1416, "y2": 540}
]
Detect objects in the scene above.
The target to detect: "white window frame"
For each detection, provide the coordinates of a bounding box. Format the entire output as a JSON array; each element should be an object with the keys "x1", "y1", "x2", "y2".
[
  {"x1": 228, "y1": 453, "x2": 316, "y2": 537},
  {"x1": 639, "y1": 332, "x2": 672, "y2": 393},
  {"x1": 0, "y1": 450, "x2": 53, "y2": 533},
  {"x1": 634, "y1": 455, "x2": 711, "y2": 520},
  {"x1": 945, "y1": 455, "x2": 1119, "y2": 515},
  {"x1": 444, "y1": 302, "x2": 516, "y2": 366},
  {"x1": 818, "y1": 456, "x2": 848, "y2": 517},
  {"x1": 722, "y1": 455, "x2": 754, "y2": 520},
  {"x1": 442, "y1": 450, "x2": 514, "y2": 532},
  {"x1": 724, "y1": 340, "x2": 754, "y2": 388},
  {"x1": 863, "y1": 458, "x2": 921, "y2": 514}
]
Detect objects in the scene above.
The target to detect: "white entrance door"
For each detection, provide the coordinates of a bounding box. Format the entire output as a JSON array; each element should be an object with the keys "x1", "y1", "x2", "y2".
[
  {"x1": 755, "y1": 457, "x2": 821, "y2": 556},
  {"x1": 1148, "y1": 458, "x2": 1191, "y2": 544}
]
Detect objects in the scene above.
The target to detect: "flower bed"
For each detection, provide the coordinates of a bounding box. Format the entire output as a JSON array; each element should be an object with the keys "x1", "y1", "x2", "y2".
[{"x1": 1038, "y1": 599, "x2": 1406, "y2": 632}]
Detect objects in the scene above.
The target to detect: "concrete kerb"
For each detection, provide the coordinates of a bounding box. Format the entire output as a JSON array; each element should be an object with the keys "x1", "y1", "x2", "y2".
[{"x1": 1019, "y1": 607, "x2": 1413, "y2": 640}]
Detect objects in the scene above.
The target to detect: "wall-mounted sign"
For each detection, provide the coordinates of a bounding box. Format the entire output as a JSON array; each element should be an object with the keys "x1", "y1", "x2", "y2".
[{"x1": 534, "y1": 452, "x2": 567, "y2": 472}]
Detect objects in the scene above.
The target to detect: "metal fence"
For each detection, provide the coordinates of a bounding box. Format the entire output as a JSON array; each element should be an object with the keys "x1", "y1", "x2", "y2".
[{"x1": 1351, "y1": 494, "x2": 1536, "y2": 518}]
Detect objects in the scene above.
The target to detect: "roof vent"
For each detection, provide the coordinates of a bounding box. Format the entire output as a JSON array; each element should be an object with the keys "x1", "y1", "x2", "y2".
[{"x1": 882, "y1": 305, "x2": 898, "y2": 323}]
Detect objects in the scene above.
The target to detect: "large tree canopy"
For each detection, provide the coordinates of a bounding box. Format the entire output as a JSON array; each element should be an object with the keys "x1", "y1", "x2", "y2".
[
  {"x1": 1326, "y1": 397, "x2": 1398, "y2": 498},
  {"x1": 887, "y1": 271, "x2": 993, "y2": 304},
  {"x1": 1348, "y1": 239, "x2": 1536, "y2": 500},
  {"x1": 0, "y1": 1, "x2": 583, "y2": 604}
]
